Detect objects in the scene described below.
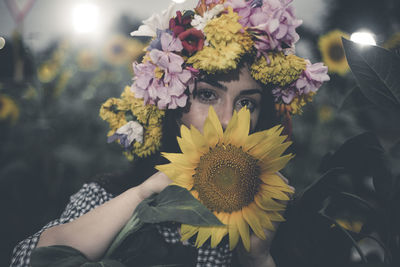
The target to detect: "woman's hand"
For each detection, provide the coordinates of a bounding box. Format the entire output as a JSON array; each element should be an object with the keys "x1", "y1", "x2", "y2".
[
  {"x1": 136, "y1": 171, "x2": 172, "y2": 201},
  {"x1": 237, "y1": 172, "x2": 294, "y2": 267}
]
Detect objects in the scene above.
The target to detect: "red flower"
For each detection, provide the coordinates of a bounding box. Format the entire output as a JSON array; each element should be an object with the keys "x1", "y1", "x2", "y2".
[
  {"x1": 169, "y1": 11, "x2": 192, "y2": 37},
  {"x1": 178, "y1": 28, "x2": 205, "y2": 55}
]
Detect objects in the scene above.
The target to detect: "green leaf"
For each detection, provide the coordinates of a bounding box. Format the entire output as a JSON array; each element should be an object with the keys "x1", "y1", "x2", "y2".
[
  {"x1": 136, "y1": 185, "x2": 223, "y2": 226},
  {"x1": 339, "y1": 86, "x2": 376, "y2": 112},
  {"x1": 342, "y1": 38, "x2": 400, "y2": 112},
  {"x1": 104, "y1": 212, "x2": 143, "y2": 258},
  {"x1": 31, "y1": 245, "x2": 127, "y2": 267},
  {"x1": 31, "y1": 246, "x2": 87, "y2": 267}
]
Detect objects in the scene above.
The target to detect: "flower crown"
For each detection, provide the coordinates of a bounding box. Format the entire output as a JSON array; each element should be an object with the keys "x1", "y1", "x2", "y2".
[{"x1": 100, "y1": 0, "x2": 330, "y2": 160}]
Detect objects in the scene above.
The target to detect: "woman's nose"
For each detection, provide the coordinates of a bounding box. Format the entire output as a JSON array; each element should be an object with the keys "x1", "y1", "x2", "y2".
[{"x1": 217, "y1": 105, "x2": 233, "y2": 131}]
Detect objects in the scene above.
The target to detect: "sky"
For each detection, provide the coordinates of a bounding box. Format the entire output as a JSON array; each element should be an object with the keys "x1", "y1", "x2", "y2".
[{"x1": 0, "y1": 0, "x2": 327, "y2": 52}]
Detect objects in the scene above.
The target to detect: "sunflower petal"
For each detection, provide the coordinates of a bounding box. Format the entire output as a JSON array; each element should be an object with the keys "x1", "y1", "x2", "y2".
[
  {"x1": 257, "y1": 210, "x2": 275, "y2": 230},
  {"x1": 180, "y1": 224, "x2": 198, "y2": 241},
  {"x1": 261, "y1": 154, "x2": 294, "y2": 173},
  {"x1": 203, "y1": 116, "x2": 219, "y2": 148},
  {"x1": 155, "y1": 163, "x2": 179, "y2": 178},
  {"x1": 229, "y1": 107, "x2": 250, "y2": 146},
  {"x1": 207, "y1": 106, "x2": 223, "y2": 139},
  {"x1": 227, "y1": 214, "x2": 240, "y2": 250},
  {"x1": 233, "y1": 211, "x2": 250, "y2": 251},
  {"x1": 260, "y1": 173, "x2": 291, "y2": 188},
  {"x1": 254, "y1": 193, "x2": 286, "y2": 211},
  {"x1": 190, "y1": 126, "x2": 209, "y2": 153},
  {"x1": 161, "y1": 152, "x2": 196, "y2": 169},
  {"x1": 195, "y1": 227, "x2": 212, "y2": 248},
  {"x1": 260, "y1": 185, "x2": 290, "y2": 201},
  {"x1": 222, "y1": 110, "x2": 238, "y2": 144},
  {"x1": 242, "y1": 203, "x2": 266, "y2": 240},
  {"x1": 211, "y1": 226, "x2": 228, "y2": 248},
  {"x1": 248, "y1": 135, "x2": 287, "y2": 159},
  {"x1": 261, "y1": 141, "x2": 292, "y2": 162},
  {"x1": 243, "y1": 130, "x2": 268, "y2": 152},
  {"x1": 266, "y1": 211, "x2": 285, "y2": 222},
  {"x1": 177, "y1": 137, "x2": 200, "y2": 164},
  {"x1": 172, "y1": 174, "x2": 194, "y2": 190}
]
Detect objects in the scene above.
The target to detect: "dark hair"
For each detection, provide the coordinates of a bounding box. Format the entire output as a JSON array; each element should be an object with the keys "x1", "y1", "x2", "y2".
[{"x1": 93, "y1": 66, "x2": 280, "y2": 195}]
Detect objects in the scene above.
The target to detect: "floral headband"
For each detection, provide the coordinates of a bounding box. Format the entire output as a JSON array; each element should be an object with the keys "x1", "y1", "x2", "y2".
[{"x1": 100, "y1": 0, "x2": 330, "y2": 160}]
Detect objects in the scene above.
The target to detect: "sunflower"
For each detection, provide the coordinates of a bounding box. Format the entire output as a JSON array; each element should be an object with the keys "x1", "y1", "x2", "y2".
[
  {"x1": 318, "y1": 30, "x2": 350, "y2": 76},
  {"x1": 156, "y1": 106, "x2": 294, "y2": 251}
]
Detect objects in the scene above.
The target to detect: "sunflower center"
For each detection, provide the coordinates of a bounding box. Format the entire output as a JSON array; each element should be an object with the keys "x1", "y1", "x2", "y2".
[
  {"x1": 328, "y1": 43, "x2": 344, "y2": 62},
  {"x1": 193, "y1": 144, "x2": 261, "y2": 213}
]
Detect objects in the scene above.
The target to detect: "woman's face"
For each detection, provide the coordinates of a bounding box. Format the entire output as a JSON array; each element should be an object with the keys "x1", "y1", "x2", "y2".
[{"x1": 181, "y1": 65, "x2": 263, "y2": 132}]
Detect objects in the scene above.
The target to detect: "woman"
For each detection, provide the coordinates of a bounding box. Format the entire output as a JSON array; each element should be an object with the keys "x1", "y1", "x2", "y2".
[{"x1": 11, "y1": 0, "x2": 329, "y2": 266}]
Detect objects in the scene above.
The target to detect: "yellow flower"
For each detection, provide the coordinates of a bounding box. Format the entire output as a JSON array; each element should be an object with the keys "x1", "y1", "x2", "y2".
[
  {"x1": 251, "y1": 52, "x2": 306, "y2": 86},
  {"x1": 0, "y1": 94, "x2": 19, "y2": 124},
  {"x1": 157, "y1": 106, "x2": 294, "y2": 251},
  {"x1": 383, "y1": 32, "x2": 400, "y2": 50},
  {"x1": 318, "y1": 30, "x2": 350, "y2": 76},
  {"x1": 187, "y1": 7, "x2": 253, "y2": 73},
  {"x1": 104, "y1": 34, "x2": 145, "y2": 66},
  {"x1": 76, "y1": 49, "x2": 99, "y2": 72},
  {"x1": 318, "y1": 105, "x2": 334, "y2": 122},
  {"x1": 334, "y1": 219, "x2": 363, "y2": 233},
  {"x1": 99, "y1": 98, "x2": 127, "y2": 130},
  {"x1": 101, "y1": 86, "x2": 165, "y2": 160},
  {"x1": 132, "y1": 123, "x2": 163, "y2": 158},
  {"x1": 120, "y1": 86, "x2": 165, "y2": 125}
]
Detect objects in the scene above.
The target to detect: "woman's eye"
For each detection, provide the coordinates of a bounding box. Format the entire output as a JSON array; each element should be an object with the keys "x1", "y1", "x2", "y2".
[
  {"x1": 197, "y1": 89, "x2": 218, "y2": 102},
  {"x1": 236, "y1": 99, "x2": 256, "y2": 112}
]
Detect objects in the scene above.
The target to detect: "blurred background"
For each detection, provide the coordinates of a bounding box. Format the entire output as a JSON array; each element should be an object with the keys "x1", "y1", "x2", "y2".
[{"x1": 1, "y1": 0, "x2": 399, "y2": 265}]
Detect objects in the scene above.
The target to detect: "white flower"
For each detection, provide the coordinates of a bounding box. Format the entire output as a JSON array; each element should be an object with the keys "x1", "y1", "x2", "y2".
[
  {"x1": 116, "y1": 120, "x2": 144, "y2": 145},
  {"x1": 191, "y1": 4, "x2": 225, "y2": 31},
  {"x1": 130, "y1": 3, "x2": 177, "y2": 37}
]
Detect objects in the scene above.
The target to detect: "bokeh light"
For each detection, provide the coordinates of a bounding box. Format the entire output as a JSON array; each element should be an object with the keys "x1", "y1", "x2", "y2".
[
  {"x1": 350, "y1": 31, "x2": 377, "y2": 46},
  {"x1": 72, "y1": 3, "x2": 100, "y2": 34},
  {"x1": 0, "y1": 37, "x2": 5, "y2": 49}
]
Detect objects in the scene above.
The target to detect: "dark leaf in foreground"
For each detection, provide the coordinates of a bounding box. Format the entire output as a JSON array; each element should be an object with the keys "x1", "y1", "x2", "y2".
[
  {"x1": 342, "y1": 38, "x2": 400, "y2": 113},
  {"x1": 136, "y1": 185, "x2": 223, "y2": 226}
]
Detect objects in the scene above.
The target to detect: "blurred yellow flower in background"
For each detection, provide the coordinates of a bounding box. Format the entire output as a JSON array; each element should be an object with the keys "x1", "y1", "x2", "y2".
[
  {"x1": 104, "y1": 34, "x2": 145, "y2": 66},
  {"x1": 0, "y1": 94, "x2": 19, "y2": 124},
  {"x1": 76, "y1": 49, "x2": 99, "y2": 72},
  {"x1": 318, "y1": 30, "x2": 350, "y2": 76}
]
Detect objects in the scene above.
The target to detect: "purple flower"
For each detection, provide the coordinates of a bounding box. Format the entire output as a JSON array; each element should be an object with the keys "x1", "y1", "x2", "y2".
[
  {"x1": 295, "y1": 60, "x2": 330, "y2": 94},
  {"x1": 228, "y1": 0, "x2": 303, "y2": 53},
  {"x1": 107, "y1": 121, "x2": 144, "y2": 149},
  {"x1": 272, "y1": 60, "x2": 329, "y2": 104},
  {"x1": 133, "y1": 31, "x2": 195, "y2": 109},
  {"x1": 149, "y1": 32, "x2": 184, "y2": 72},
  {"x1": 131, "y1": 61, "x2": 158, "y2": 105},
  {"x1": 272, "y1": 87, "x2": 296, "y2": 104},
  {"x1": 225, "y1": 0, "x2": 253, "y2": 27}
]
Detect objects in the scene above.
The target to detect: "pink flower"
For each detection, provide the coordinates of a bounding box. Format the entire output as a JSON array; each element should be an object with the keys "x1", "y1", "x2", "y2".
[
  {"x1": 131, "y1": 61, "x2": 158, "y2": 105},
  {"x1": 272, "y1": 60, "x2": 329, "y2": 104},
  {"x1": 225, "y1": 0, "x2": 253, "y2": 27},
  {"x1": 133, "y1": 32, "x2": 195, "y2": 109},
  {"x1": 149, "y1": 32, "x2": 184, "y2": 73},
  {"x1": 295, "y1": 61, "x2": 330, "y2": 94},
  {"x1": 226, "y1": 0, "x2": 302, "y2": 53}
]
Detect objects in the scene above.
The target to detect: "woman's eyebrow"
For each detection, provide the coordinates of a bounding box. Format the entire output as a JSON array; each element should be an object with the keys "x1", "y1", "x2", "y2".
[
  {"x1": 198, "y1": 78, "x2": 227, "y2": 91},
  {"x1": 197, "y1": 79, "x2": 262, "y2": 95},
  {"x1": 239, "y1": 89, "x2": 262, "y2": 96}
]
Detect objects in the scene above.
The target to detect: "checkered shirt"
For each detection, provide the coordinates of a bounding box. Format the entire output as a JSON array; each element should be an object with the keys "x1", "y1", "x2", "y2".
[{"x1": 10, "y1": 182, "x2": 233, "y2": 267}]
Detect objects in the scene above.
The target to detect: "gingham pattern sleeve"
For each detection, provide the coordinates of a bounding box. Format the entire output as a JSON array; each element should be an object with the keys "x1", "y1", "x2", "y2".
[
  {"x1": 156, "y1": 223, "x2": 233, "y2": 267},
  {"x1": 10, "y1": 182, "x2": 113, "y2": 267}
]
